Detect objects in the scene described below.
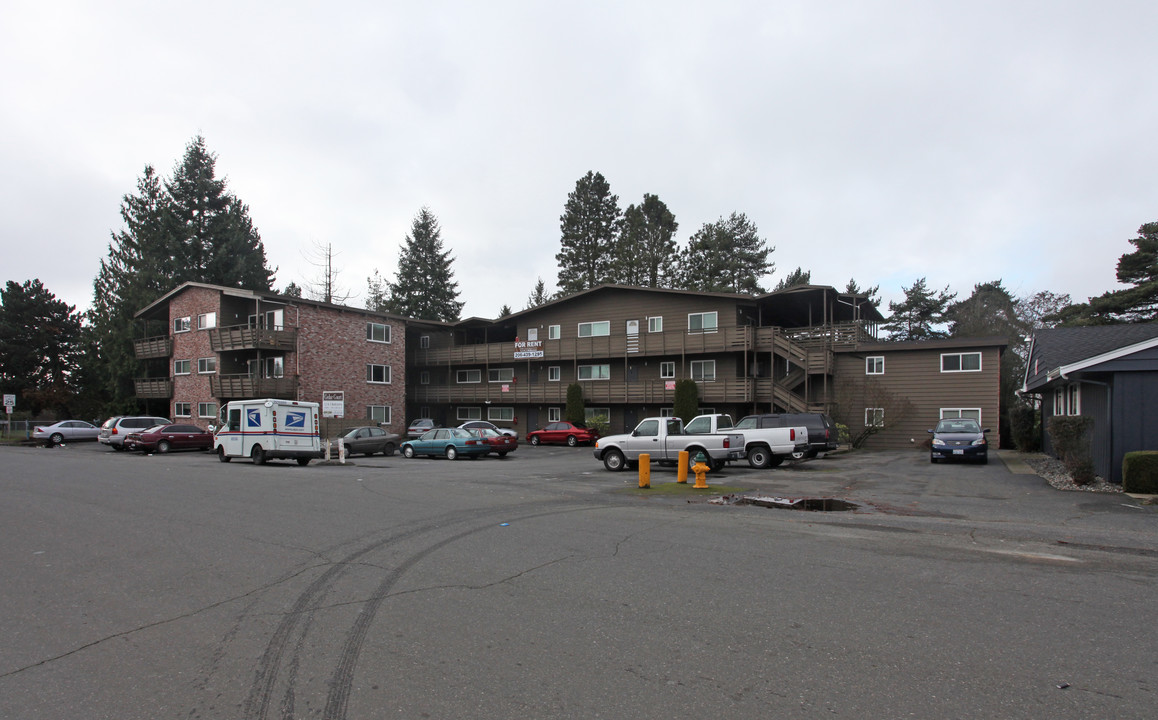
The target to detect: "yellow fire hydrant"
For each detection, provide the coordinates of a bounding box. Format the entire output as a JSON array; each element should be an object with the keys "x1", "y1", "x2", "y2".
[{"x1": 692, "y1": 451, "x2": 711, "y2": 489}]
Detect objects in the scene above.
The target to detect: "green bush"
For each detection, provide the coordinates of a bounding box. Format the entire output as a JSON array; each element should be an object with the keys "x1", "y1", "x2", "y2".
[
  {"x1": 1046, "y1": 415, "x2": 1096, "y2": 485},
  {"x1": 835, "y1": 422, "x2": 850, "y2": 445},
  {"x1": 1123, "y1": 451, "x2": 1158, "y2": 493},
  {"x1": 586, "y1": 414, "x2": 610, "y2": 438},
  {"x1": 673, "y1": 379, "x2": 699, "y2": 425},
  {"x1": 565, "y1": 383, "x2": 585, "y2": 426},
  {"x1": 1009, "y1": 404, "x2": 1040, "y2": 452}
]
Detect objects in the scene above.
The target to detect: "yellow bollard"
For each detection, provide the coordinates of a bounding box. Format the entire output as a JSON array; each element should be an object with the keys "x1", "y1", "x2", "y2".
[
  {"x1": 638, "y1": 453, "x2": 651, "y2": 488},
  {"x1": 692, "y1": 451, "x2": 710, "y2": 489},
  {"x1": 677, "y1": 450, "x2": 689, "y2": 483}
]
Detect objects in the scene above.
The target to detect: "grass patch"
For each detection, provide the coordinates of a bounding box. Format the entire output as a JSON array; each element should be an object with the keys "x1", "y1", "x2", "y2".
[{"x1": 617, "y1": 481, "x2": 752, "y2": 497}]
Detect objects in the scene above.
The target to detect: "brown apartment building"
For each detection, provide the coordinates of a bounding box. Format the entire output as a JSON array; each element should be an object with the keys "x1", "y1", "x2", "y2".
[
  {"x1": 133, "y1": 282, "x2": 407, "y2": 434},
  {"x1": 131, "y1": 282, "x2": 1004, "y2": 449}
]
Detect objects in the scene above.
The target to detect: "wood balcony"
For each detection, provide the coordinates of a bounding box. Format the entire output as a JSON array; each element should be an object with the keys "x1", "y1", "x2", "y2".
[
  {"x1": 209, "y1": 374, "x2": 299, "y2": 399},
  {"x1": 209, "y1": 325, "x2": 298, "y2": 352},
  {"x1": 133, "y1": 378, "x2": 173, "y2": 398},
  {"x1": 133, "y1": 336, "x2": 172, "y2": 359}
]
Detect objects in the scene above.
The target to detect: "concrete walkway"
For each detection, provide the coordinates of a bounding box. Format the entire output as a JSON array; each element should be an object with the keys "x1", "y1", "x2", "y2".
[{"x1": 995, "y1": 448, "x2": 1038, "y2": 474}]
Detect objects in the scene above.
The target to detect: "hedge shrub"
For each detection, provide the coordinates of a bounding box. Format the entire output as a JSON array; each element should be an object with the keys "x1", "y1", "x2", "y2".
[
  {"x1": 1046, "y1": 415, "x2": 1096, "y2": 485},
  {"x1": 1009, "y1": 404, "x2": 1040, "y2": 452},
  {"x1": 1123, "y1": 451, "x2": 1158, "y2": 494}
]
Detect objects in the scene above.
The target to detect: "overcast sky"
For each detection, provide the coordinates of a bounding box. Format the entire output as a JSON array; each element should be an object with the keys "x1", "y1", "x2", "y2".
[{"x1": 3, "y1": 0, "x2": 1155, "y2": 321}]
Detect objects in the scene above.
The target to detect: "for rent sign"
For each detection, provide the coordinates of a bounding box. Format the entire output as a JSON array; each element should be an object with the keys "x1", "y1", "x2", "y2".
[{"x1": 513, "y1": 338, "x2": 544, "y2": 359}]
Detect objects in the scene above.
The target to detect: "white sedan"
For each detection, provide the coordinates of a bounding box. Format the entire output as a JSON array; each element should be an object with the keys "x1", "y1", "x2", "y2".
[{"x1": 32, "y1": 420, "x2": 101, "y2": 446}]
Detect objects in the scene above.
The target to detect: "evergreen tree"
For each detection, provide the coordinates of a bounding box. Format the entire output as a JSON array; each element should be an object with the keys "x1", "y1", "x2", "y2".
[
  {"x1": 774, "y1": 267, "x2": 811, "y2": 291},
  {"x1": 673, "y1": 379, "x2": 700, "y2": 425},
  {"x1": 845, "y1": 278, "x2": 882, "y2": 308},
  {"x1": 1053, "y1": 221, "x2": 1158, "y2": 324},
  {"x1": 565, "y1": 382, "x2": 585, "y2": 425},
  {"x1": 388, "y1": 207, "x2": 464, "y2": 321},
  {"x1": 282, "y1": 281, "x2": 303, "y2": 298},
  {"x1": 498, "y1": 304, "x2": 513, "y2": 317},
  {"x1": 87, "y1": 165, "x2": 175, "y2": 410},
  {"x1": 525, "y1": 277, "x2": 550, "y2": 309},
  {"x1": 164, "y1": 135, "x2": 275, "y2": 290},
  {"x1": 365, "y1": 270, "x2": 389, "y2": 312},
  {"x1": 613, "y1": 194, "x2": 678, "y2": 287},
  {"x1": 882, "y1": 277, "x2": 956, "y2": 341},
  {"x1": 556, "y1": 171, "x2": 622, "y2": 294},
  {"x1": 1018, "y1": 290, "x2": 1070, "y2": 329},
  {"x1": 678, "y1": 212, "x2": 774, "y2": 294},
  {"x1": 0, "y1": 279, "x2": 84, "y2": 415}
]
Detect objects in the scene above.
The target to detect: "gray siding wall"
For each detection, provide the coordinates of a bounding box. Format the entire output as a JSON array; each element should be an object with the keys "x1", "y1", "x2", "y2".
[{"x1": 1112, "y1": 370, "x2": 1158, "y2": 484}]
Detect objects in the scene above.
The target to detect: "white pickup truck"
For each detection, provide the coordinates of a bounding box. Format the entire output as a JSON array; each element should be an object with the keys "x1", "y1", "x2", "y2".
[
  {"x1": 687, "y1": 413, "x2": 809, "y2": 469},
  {"x1": 593, "y1": 416, "x2": 746, "y2": 472}
]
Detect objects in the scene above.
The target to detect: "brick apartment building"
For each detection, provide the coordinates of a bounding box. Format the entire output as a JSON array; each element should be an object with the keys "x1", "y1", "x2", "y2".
[{"x1": 133, "y1": 283, "x2": 407, "y2": 434}]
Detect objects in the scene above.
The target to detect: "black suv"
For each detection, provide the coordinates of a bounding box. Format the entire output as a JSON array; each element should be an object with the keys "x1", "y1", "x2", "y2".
[{"x1": 737, "y1": 413, "x2": 839, "y2": 458}]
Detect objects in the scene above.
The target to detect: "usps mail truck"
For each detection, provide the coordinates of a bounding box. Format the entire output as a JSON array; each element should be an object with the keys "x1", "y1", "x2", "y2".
[{"x1": 215, "y1": 398, "x2": 322, "y2": 465}]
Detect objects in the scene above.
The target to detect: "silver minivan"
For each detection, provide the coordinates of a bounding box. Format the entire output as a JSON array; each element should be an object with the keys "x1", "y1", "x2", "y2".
[{"x1": 99, "y1": 415, "x2": 172, "y2": 450}]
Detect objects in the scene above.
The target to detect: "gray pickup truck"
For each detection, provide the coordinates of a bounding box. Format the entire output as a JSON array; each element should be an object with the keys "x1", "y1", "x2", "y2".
[{"x1": 593, "y1": 416, "x2": 746, "y2": 472}]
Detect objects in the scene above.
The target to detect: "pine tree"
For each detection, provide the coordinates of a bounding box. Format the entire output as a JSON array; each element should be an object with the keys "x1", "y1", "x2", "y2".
[
  {"x1": 774, "y1": 267, "x2": 811, "y2": 291},
  {"x1": 525, "y1": 277, "x2": 550, "y2": 310},
  {"x1": 164, "y1": 135, "x2": 274, "y2": 290},
  {"x1": 614, "y1": 194, "x2": 678, "y2": 287},
  {"x1": 365, "y1": 270, "x2": 389, "y2": 312},
  {"x1": 678, "y1": 212, "x2": 774, "y2": 294},
  {"x1": 388, "y1": 207, "x2": 464, "y2": 321},
  {"x1": 0, "y1": 280, "x2": 83, "y2": 415},
  {"x1": 882, "y1": 277, "x2": 956, "y2": 341},
  {"x1": 87, "y1": 165, "x2": 175, "y2": 410},
  {"x1": 556, "y1": 171, "x2": 622, "y2": 294},
  {"x1": 845, "y1": 278, "x2": 882, "y2": 308},
  {"x1": 1054, "y1": 221, "x2": 1158, "y2": 324}
]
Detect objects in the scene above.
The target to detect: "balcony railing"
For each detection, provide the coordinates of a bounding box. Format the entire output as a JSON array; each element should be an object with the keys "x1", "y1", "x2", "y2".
[
  {"x1": 209, "y1": 374, "x2": 299, "y2": 399},
  {"x1": 407, "y1": 376, "x2": 815, "y2": 408},
  {"x1": 209, "y1": 325, "x2": 298, "y2": 352},
  {"x1": 133, "y1": 378, "x2": 173, "y2": 398},
  {"x1": 133, "y1": 336, "x2": 173, "y2": 359}
]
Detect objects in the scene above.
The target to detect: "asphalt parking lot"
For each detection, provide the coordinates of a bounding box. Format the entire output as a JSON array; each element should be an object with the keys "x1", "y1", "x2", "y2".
[{"x1": 2, "y1": 440, "x2": 1156, "y2": 719}]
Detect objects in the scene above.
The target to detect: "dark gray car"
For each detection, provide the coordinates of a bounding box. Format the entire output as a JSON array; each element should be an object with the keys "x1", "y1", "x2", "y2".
[{"x1": 736, "y1": 413, "x2": 839, "y2": 458}]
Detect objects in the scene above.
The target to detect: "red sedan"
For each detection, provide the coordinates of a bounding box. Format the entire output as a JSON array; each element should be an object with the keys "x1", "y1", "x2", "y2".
[
  {"x1": 124, "y1": 424, "x2": 214, "y2": 454},
  {"x1": 466, "y1": 427, "x2": 519, "y2": 457},
  {"x1": 526, "y1": 421, "x2": 599, "y2": 447}
]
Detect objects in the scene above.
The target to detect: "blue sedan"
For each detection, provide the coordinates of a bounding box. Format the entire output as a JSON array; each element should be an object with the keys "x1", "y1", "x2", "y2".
[
  {"x1": 929, "y1": 418, "x2": 990, "y2": 464},
  {"x1": 400, "y1": 427, "x2": 491, "y2": 460}
]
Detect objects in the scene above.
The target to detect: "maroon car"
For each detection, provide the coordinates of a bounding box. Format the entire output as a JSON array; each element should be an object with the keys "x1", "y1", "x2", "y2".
[
  {"x1": 466, "y1": 427, "x2": 519, "y2": 457},
  {"x1": 124, "y1": 424, "x2": 213, "y2": 454},
  {"x1": 526, "y1": 421, "x2": 599, "y2": 447}
]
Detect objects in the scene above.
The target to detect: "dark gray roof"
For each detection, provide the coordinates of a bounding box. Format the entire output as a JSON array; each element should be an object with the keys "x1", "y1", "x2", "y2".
[{"x1": 1023, "y1": 323, "x2": 1158, "y2": 391}]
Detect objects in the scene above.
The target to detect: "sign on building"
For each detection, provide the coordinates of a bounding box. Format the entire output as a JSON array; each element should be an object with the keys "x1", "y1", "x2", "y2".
[{"x1": 322, "y1": 391, "x2": 345, "y2": 418}]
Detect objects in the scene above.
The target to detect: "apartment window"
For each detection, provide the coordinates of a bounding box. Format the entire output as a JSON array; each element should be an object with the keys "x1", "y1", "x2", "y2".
[
  {"x1": 660, "y1": 361, "x2": 676, "y2": 379},
  {"x1": 688, "y1": 311, "x2": 718, "y2": 333},
  {"x1": 457, "y1": 407, "x2": 482, "y2": 421},
  {"x1": 489, "y1": 368, "x2": 515, "y2": 383},
  {"x1": 866, "y1": 356, "x2": 884, "y2": 375},
  {"x1": 690, "y1": 360, "x2": 716, "y2": 381},
  {"x1": 419, "y1": 335, "x2": 430, "y2": 349},
  {"x1": 419, "y1": 371, "x2": 430, "y2": 385},
  {"x1": 548, "y1": 407, "x2": 562, "y2": 422},
  {"x1": 578, "y1": 321, "x2": 610, "y2": 337},
  {"x1": 457, "y1": 369, "x2": 482, "y2": 383},
  {"x1": 197, "y1": 312, "x2": 216, "y2": 330},
  {"x1": 198, "y1": 402, "x2": 217, "y2": 419},
  {"x1": 173, "y1": 316, "x2": 191, "y2": 333},
  {"x1": 548, "y1": 366, "x2": 561, "y2": 382},
  {"x1": 489, "y1": 407, "x2": 515, "y2": 421},
  {"x1": 660, "y1": 408, "x2": 675, "y2": 417},
  {"x1": 1067, "y1": 384, "x2": 1081, "y2": 415},
  {"x1": 174, "y1": 402, "x2": 191, "y2": 418},
  {"x1": 368, "y1": 405, "x2": 391, "y2": 424},
  {"x1": 941, "y1": 408, "x2": 981, "y2": 421},
  {"x1": 941, "y1": 352, "x2": 982, "y2": 372},
  {"x1": 585, "y1": 407, "x2": 610, "y2": 423},
  {"x1": 865, "y1": 408, "x2": 885, "y2": 427},
  {"x1": 265, "y1": 356, "x2": 284, "y2": 378},
  {"x1": 578, "y1": 364, "x2": 610, "y2": 380},
  {"x1": 527, "y1": 328, "x2": 538, "y2": 341},
  {"x1": 366, "y1": 364, "x2": 391, "y2": 384},
  {"x1": 648, "y1": 316, "x2": 663, "y2": 333},
  {"x1": 548, "y1": 325, "x2": 561, "y2": 340},
  {"x1": 197, "y1": 357, "x2": 216, "y2": 374},
  {"x1": 174, "y1": 359, "x2": 191, "y2": 375},
  {"x1": 367, "y1": 322, "x2": 391, "y2": 343}
]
